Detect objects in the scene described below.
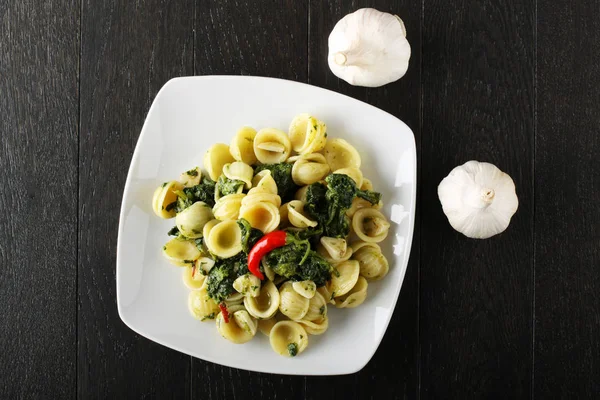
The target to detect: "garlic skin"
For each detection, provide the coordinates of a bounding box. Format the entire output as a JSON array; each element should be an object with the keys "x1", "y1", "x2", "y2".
[
  {"x1": 328, "y1": 8, "x2": 411, "y2": 87},
  {"x1": 438, "y1": 161, "x2": 518, "y2": 239}
]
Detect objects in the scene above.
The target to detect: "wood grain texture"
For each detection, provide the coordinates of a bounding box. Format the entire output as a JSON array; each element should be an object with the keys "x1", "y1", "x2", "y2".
[
  {"x1": 421, "y1": 0, "x2": 534, "y2": 398},
  {"x1": 535, "y1": 1, "x2": 600, "y2": 397},
  {"x1": 309, "y1": 1, "x2": 421, "y2": 399},
  {"x1": 191, "y1": 1, "x2": 310, "y2": 396},
  {"x1": 0, "y1": 0, "x2": 79, "y2": 398},
  {"x1": 78, "y1": 0, "x2": 194, "y2": 398}
]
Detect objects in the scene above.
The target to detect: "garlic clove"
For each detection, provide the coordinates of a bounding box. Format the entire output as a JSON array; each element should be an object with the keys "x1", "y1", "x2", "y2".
[
  {"x1": 328, "y1": 8, "x2": 411, "y2": 87},
  {"x1": 438, "y1": 161, "x2": 519, "y2": 239}
]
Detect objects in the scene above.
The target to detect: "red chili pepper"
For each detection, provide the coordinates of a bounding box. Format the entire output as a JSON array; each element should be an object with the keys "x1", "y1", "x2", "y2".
[
  {"x1": 191, "y1": 265, "x2": 196, "y2": 278},
  {"x1": 247, "y1": 230, "x2": 287, "y2": 280},
  {"x1": 219, "y1": 302, "x2": 229, "y2": 323}
]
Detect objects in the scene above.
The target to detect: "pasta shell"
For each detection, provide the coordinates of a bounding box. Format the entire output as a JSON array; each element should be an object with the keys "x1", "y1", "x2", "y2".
[
  {"x1": 328, "y1": 260, "x2": 360, "y2": 298},
  {"x1": 204, "y1": 143, "x2": 235, "y2": 181},
  {"x1": 360, "y1": 178, "x2": 374, "y2": 191},
  {"x1": 213, "y1": 193, "x2": 245, "y2": 221},
  {"x1": 152, "y1": 181, "x2": 183, "y2": 219},
  {"x1": 204, "y1": 220, "x2": 243, "y2": 259},
  {"x1": 162, "y1": 237, "x2": 201, "y2": 266},
  {"x1": 323, "y1": 138, "x2": 361, "y2": 171},
  {"x1": 229, "y1": 126, "x2": 258, "y2": 165},
  {"x1": 223, "y1": 161, "x2": 254, "y2": 189},
  {"x1": 242, "y1": 191, "x2": 282, "y2": 209},
  {"x1": 233, "y1": 273, "x2": 261, "y2": 297},
  {"x1": 280, "y1": 200, "x2": 317, "y2": 228},
  {"x1": 175, "y1": 201, "x2": 214, "y2": 238},
  {"x1": 294, "y1": 185, "x2": 309, "y2": 202},
  {"x1": 278, "y1": 282, "x2": 310, "y2": 321},
  {"x1": 352, "y1": 245, "x2": 389, "y2": 281},
  {"x1": 335, "y1": 276, "x2": 368, "y2": 309},
  {"x1": 291, "y1": 153, "x2": 330, "y2": 185},
  {"x1": 182, "y1": 265, "x2": 206, "y2": 290},
  {"x1": 244, "y1": 280, "x2": 280, "y2": 319},
  {"x1": 346, "y1": 197, "x2": 374, "y2": 219},
  {"x1": 251, "y1": 170, "x2": 278, "y2": 195},
  {"x1": 188, "y1": 288, "x2": 220, "y2": 321},
  {"x1": 302, "y1": 291, "x2": 328, "y2": 322},
  {"x1": 258, "y1": 317, "x2": 277, "y2": 336},
  {"x1": 352, "y1": 208, "x2": 390, "y2": 243},
  {"x1": 292, "y1": 281, "x2": 317, "y2": 299},
  {"x1": 239, "y1": 201, "x2": 280, "y2": 233},
  {"x1": 194, "y1": 256, "x2": 216, "y2": 275},
  {"x1": 178, "y1": 166, "x2": 202, "y2": 187},
  {"x1": 254, "y1": 128, "x2": 291, "y2": 164},
  {"x1": 317, "y1": 237, "x2": 351, "y2": 262},
  {"x1": 216, "y1": 307, "x2": 257, "y2": 344},
  {"x1": 269, "y1": 321, "x2": 308, "y2": 357},
  {"x1": 299, "y1": 316, "x2": 329, "y2": 335},
  {"x1": 288, "y1": 114, "x2": 326, "y2": 154},
  {"x1": 202, "y1": 218, "x2": 220, "y2": 240},
  {"x1": 317, "y1": 285, "x2": 336, "y2": 305}
]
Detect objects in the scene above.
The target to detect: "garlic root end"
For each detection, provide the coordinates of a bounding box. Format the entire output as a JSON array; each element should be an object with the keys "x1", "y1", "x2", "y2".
[
  {"x1": 482, "y1": 189, "x2": 495, "y2": 204},
  {"x1": 333, "y1": 52, "x2": 347, "y2": 65}
]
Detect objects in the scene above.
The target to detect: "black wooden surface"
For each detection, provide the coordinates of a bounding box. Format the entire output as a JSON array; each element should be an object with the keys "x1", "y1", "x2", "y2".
[{"x1": 1, "y1": 0, "x2": 599, "y2": 399}]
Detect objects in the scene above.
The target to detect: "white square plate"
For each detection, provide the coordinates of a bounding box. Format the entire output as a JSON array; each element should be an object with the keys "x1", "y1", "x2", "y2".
[{"x1": 117, "y1": 76, "x2": 416, "y2": 375}]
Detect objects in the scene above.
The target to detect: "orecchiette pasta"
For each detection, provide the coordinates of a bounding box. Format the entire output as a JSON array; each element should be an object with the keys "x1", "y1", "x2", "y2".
[
  {"x1": 213, "y1": 193, "x2": 245, "y2": 221},
  {"x1": 178, "y1": 167, "x2": 202, "y2": 187},
  {"x1": 279, "y1": 200, "x2": 317, "y2": 228},
  {"x1": 323, "y1": 138, "x2": 361, "y2": 171},
  {"x1": 251, "y1": 170, "x2": 278, "y2": 195},
  {"x1": 204, "y1": 220, "x2": 243, "y2": 258},
  {"x1": 244, "y1": 280, "x2": 280, "y2": 319},
  {"x1": 163, "y1": 237, "x2": 201, "y2": 266},
  {"x1": 290, "y1": 153, "x2": 330, "y2": 185},
  {"x1": 176, "y1": 201, "x2": 214, "y2": 238},
  {"x1": 334, "y1": 276, "x2": 368, "y2": 309},
  {"x1": 269, "y1": 321, "x2": 308, "y2": 357},
  {"x1": 327, "y1": 260, "x2": 360, "y2": 298},
  {"x1": 317, "y1": 237, "x2": 353, "y2": 263},
  {"x1": 253, "y1": 128, "x2": 291, "y2": 164},
  {"x1": 182, "y1": 265, "x2": 205, "y2": 290},
  {"x1": 351, "y1": 241, "x2": 389, "y2": 281},
  {"x1": 188, "y1": 288, "x2": 220, "y2": 321},
  {"x1": 152, "y1": 181, "x2": 183, "y2": 219},
  {"x1": 352, "y1": 208, "x2": 391, "y2": 243},
  {"x1": 155, "y1": 114, "x2": 395, "y2": 358},
  {"x1": 292, "y1": 280, "x2": 317, "y2": 299},
  {"x1": 278, "y1": 282, "x2": 310, "y2": 321},
  {"x1": 239, "y1": 201, "x2": 280, "y2": 233},
  {"x1": 204, "y1": 143, "x2": 235, "y2": 181},
  {"x1": 216, "y1": 304, "x2": 257, "y2": 344},
  {"x1": 229, "y1": 126, "x2": 258, "y2": 165},
  {"x1": 223, "y1": 161, "x2": 254, "y2": 189}
]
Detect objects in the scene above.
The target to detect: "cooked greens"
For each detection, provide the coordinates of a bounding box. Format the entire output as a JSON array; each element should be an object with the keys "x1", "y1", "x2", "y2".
[
  {"x1": 206, "y1": 254, "x2": 249, "y2": 303},
  {"x1": 216, "y1": 175, "x2": 245, "y2": 197},
  {"x1": 238, "y1": 218, "x2": 264, "y2": 254},
  {"x1": 254, "y1": 162, "x2": 298, "y2": 202}
]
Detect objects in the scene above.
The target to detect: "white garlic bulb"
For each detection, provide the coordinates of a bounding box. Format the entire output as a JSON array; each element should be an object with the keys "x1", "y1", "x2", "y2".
[
  {"x1": 438, "y1": 161, "x2": 518, "y2": 239},
  {"x1": 328, "y1": 8, "x2": 411, "y2": 87}
]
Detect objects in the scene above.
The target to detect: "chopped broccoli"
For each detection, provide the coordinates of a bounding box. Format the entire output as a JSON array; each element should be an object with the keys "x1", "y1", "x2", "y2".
[
  {"x1": 206, "y1": 254, "x2": 248, "y2": 302},
  {"x1": 238, "y1": 218, "x2": 264, "y2": 254},
  {"x1": 180, "y1": 176, "x2": 216, "y2": 209},
  {"x1": 287, "y1": 343, "x2": 298, "y2": 357},
  {"x1": 254, "y1": 163, "x2": 298, "y2": 202},
  {"x1": 216, "y1": 175, "x2": 244, "y2": 197}
]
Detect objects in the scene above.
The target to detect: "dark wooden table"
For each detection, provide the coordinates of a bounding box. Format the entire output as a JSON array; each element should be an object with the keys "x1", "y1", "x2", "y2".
[{"x1": 1, "y1": 0, "x2": 599, "y2": 398}]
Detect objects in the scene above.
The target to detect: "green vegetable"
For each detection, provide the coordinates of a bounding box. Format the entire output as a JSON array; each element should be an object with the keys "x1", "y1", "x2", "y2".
[
  {"x1": 217, "y1": 175, "x2": 245, "y2": 197},
  {"x1": 185, "y1": 168, "x2": 199, "y2": 177},
  {"x1": 287, "y1": 343, "x2": 298, "y2": 357},
  {"x1": 263, "y1": 234, "x2": 333, "y2": 287},
  {"x1": 201, "y1": 312, "x2": 216, "y2": 321},
  {"x1": 238, "y1": 218, "x2": 264, "y2": 254},
  {"x1": 167, "y1": 226, "x2": 180, "y2": 236},
  {"x1": 206, "y1": 254, "x2": 248, "y2": 303},
  {"x1": 179, "y1": 176, "x2": 216, "y2": 209},
  {"x1": 304, "y1": 174, "x2": 382, "y2": 238},
  {"x1": 254, "y1": 163, "x2": 299, "y2": 202}
]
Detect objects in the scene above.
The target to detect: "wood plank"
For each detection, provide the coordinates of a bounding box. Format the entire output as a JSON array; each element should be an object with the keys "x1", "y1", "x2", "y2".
[
  {"x1": 190, "y1": 1, "x2": 310, "y2": 395},
  {"x1": 308, "y1": 1, "x2": 421, "y2": 398},
  {"x1": 421, "y1": 0, "x2": 534, "y2": 397},
  {"x1": 535, "y1": 1, "x2": 600, "y2": 397},
  {"x1": 0, "y1": 0, "x2": 79, "y2": 398},
  {"x1": 78, "y1": 0, "x2": 194, "y2": 398}
]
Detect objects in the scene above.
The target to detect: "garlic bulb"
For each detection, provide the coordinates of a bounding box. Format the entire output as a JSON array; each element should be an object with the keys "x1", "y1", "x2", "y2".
[
  {"x1": 328, "y1": 8, "x2": 411, "y2": 87},
  {"x1": 438, "y1": 161, "x2": 518, "y2": 239}
]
